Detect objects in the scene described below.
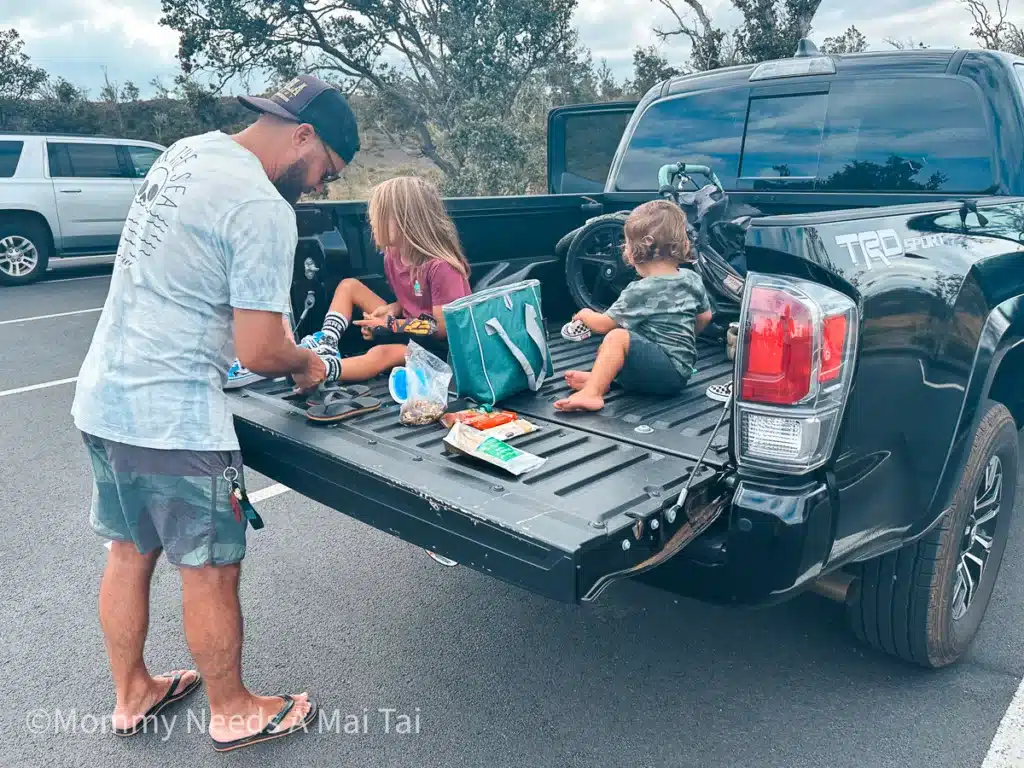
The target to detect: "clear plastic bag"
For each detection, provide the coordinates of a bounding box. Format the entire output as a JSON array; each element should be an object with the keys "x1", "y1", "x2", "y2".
[{"x1": 399, "y1": 342, "x2": 453, "y2": 426}]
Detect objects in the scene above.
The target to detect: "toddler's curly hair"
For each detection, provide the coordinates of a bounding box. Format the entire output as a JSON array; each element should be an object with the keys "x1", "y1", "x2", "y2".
[{"x1": 622, "y1": 199, "x2": 693, "y2": 266}]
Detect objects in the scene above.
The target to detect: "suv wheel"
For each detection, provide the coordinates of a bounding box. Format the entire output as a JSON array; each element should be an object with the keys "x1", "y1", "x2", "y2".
[
  {"x1": 0, "y1": 218, "x2": 51, "y2": 285},
  {"x1": 845, "y1": 399, "x2": 1018, "y2": 668}
]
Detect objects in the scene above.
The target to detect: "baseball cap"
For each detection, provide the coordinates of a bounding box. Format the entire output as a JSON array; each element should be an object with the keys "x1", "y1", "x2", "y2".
[{"x1": 238, "y1": 75, "x2": 361, "y2": 165}]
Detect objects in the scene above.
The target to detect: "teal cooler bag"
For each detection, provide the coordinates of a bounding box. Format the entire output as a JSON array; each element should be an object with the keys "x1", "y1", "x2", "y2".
[{"x1": 443, "y1": 279, "x2": 554, "y2": 406}]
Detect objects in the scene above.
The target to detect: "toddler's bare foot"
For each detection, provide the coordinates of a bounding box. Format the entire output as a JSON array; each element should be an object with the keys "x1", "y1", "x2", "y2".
[
  {"x1": 564, "y1": 370, "x2": 591, "y2": 391},
  {"x1": 554, "y1": 392, "x2": 605, "y2": 412}
]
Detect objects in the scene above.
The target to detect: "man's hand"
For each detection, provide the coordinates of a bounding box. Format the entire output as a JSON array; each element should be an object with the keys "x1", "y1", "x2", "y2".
[
  {"x1": 368, "y1": 304, "x2": 392, "y2": 319},
  {"x1": 292, "y1": 352, "x2": 328, "y2": 393}
]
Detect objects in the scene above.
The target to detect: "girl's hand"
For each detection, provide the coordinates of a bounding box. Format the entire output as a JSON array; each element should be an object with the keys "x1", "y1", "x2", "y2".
[
  {"x1": 368, "y1": 305, "x2": 391, "y2": 319},
  {"x1": 354, "y1": 316, "x2": 387, "y2": 340}
]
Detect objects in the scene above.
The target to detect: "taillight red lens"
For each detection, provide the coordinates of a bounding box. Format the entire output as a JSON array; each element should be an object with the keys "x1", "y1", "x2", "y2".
[
  {"x1": 819, "y1": 314, "x2": 848, "y2": 383},
  {"x1": 741, "y1": 286, "x2": 813, "y2": 404}
]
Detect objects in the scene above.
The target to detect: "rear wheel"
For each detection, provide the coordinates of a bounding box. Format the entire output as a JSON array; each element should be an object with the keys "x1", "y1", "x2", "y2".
[
  {"x1": 0, "y1": 217, "x2": 51, "y2": 285},
  {"x1": 845, "y1": 399, "x2": 1018, "y2": 668}
]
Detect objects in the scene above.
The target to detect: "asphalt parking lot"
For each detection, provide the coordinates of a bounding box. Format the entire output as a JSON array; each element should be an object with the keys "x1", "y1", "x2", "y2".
[{"x1": 2, "y1": 257, "x2": 1024, "y2": 768}]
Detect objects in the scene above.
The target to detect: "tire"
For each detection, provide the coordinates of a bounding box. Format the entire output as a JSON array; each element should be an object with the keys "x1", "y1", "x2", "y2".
[
  {"x1": 564, "y1": 213, "x2": 629, "y2": 312},
  {"x1": 0, "y1": 216, "x2": 51, "y2": 285},
  {"x1": 845, "y1": 399, "x2": 1018, "y2": 668}
]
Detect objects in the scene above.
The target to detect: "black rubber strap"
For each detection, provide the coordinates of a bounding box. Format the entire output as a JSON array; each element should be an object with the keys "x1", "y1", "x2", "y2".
[{"x1": 265, "y1": 695, "x2": 295, "y2": 734}]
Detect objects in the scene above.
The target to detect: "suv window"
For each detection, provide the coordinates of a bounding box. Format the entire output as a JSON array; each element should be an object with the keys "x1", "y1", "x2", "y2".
[
  {"x1": 50, "y1": 142, "x2": 126, "y2": 179},
  {"x1": 816, "y1": 78, "x2": 994, "y2": 193},
  {"x1": 614, "y1": 89, "x2": 747, "y2": 191},
  {"x1": 0, "y1": 141, "x2": 24, "y2": 178},
  {"x1": 739, "y1": 92, "x2": 827, "y2": 184},
  {"x1": 127, "y1": 146, "x2": 163, "y2": 178},
  {"x1": 564, "y1": 111, "x2": 633, "y2": 186},
  {"x1": 0, "y1": 140, "x2": 24, "y2": 178}
]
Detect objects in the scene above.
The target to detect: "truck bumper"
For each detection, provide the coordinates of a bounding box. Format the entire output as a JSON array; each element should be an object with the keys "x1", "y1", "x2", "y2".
[{"x1": 637, "y1": 476, "x2": 835, "y2": 607}]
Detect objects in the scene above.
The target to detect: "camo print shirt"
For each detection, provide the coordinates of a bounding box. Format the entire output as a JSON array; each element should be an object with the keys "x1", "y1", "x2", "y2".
[{"x1": 605, "y1": 268, "x2": 711, "y2": 377}]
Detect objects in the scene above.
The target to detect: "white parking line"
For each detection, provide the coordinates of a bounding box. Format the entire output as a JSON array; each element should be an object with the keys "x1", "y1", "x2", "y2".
[
  {"x1": 250, "y1": 483, "x2": 291, "y2": 503},
  {"x1": 0, "y1": 307, "x2": 102, "y2": 326},
  {"x1": 0, "y1": 377, "x2": 78, "y2": 398},
  {"x1": 983, "y1": 675, "x2": 1024, "y2": 767}
]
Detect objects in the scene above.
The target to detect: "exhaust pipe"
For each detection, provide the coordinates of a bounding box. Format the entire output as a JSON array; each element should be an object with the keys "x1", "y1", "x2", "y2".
[{"x1": 809, "y1": 571, "x2": 855, "y2": 603}]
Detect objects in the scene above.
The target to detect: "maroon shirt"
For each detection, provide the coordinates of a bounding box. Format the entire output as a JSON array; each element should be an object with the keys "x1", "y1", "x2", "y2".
[{"x1": 384, "y1": 247, "x2": 471, "y2": 318}]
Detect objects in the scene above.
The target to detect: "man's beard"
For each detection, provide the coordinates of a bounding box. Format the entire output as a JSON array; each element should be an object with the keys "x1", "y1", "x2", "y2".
[{"x1": 273, "y1": 158, "x2": 311, "y2": 205}]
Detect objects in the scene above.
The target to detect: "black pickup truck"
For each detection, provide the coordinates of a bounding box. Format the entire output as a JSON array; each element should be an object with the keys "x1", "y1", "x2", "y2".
[{"x1": 228, "y1": 44, "x2": 1024, "y2": 669}]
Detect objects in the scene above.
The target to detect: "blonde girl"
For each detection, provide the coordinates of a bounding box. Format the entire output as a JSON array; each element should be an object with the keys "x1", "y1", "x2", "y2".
[{"x1": 305, "y1": 175, "x2": 471, "y2": 382}]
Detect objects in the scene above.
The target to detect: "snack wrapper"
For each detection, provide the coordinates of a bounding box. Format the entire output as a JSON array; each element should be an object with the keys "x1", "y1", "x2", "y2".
[{"x1": 443, "y1": 422, "x2": 546, "y2": 476}]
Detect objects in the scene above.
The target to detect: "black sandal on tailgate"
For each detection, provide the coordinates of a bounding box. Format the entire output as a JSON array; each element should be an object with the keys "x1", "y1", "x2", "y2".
[
  {"x1": 306, "y1": 390, "x2": 382, "y2": 423},
  {"x1": 112, "y1": 670, "x2": 202, "y2": 737},
  {"x1": 305, "y1": 383, "x2": 371, "y2": 408},
  {"x1": 211, "y1": 694, "x2": 319, "y2": 753}
]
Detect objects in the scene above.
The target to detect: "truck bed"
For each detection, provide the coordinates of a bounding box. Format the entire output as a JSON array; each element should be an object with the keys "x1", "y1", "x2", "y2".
[{"x1": 228, "y1": 332, "x2": 735, "y2": 603}]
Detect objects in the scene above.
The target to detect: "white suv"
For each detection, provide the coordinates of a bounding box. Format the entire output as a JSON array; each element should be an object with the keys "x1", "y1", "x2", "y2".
[{"x1": 0, "y1": 133, "x2": 167, "y2": 285}]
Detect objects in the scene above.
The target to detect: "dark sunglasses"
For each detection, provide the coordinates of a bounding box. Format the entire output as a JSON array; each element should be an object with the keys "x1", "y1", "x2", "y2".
[{"x1": 318, "y1": 137, "x2": 341, "y2": 185}]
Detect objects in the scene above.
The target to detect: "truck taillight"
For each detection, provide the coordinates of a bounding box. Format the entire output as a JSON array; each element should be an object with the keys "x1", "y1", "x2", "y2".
[
  {"x1": 740, "y1": 286, "x2": 813, "y2": 405},
  {"x1": 734, "y1": 274, "x2": 858, "y2": 474}
]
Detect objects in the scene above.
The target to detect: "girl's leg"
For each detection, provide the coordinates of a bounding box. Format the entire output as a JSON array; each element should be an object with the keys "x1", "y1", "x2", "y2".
[
  {"x1": 307, "y1": 278, "x2": 389, "y2": 350},
  {"x1": 338, "y1": 344, "x2": 408, "y2": 383},
  {"x1": 329, "y1": 278, "x2": 389, "y2": 319},
  {"x1": 554, "y1": 329, "x2": 631, "y2": 412}
]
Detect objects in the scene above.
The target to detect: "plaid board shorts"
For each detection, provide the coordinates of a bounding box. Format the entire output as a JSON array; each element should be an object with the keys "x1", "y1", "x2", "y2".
[{"x1": 81, "y1": 431, "x2": 248, "y2": 567}]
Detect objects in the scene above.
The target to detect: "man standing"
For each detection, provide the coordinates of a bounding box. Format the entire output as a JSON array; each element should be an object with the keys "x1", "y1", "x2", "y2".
[{"x1": 71, "y1": 75, "x2": 358, "y2": 752}]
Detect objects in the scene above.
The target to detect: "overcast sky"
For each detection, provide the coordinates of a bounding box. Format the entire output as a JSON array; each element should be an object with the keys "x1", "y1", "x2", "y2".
[{"x1": 1, "y1": 0, "x2": 984, "y2": 99}]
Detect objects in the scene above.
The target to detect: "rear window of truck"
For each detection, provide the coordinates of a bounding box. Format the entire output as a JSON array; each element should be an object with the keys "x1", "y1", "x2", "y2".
[
  {"x1": 614, "y1": 75, "x2": 995, "y2": 194},
  {"x1": 613, "y1": 89, "x2": 747, "y2": 191},
  {"x1": 0, "y1": 141, "x2": 24, "y2": 178}
]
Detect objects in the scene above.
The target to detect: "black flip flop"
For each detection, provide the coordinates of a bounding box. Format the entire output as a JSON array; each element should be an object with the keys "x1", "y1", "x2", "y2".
[
  {"x1": 112, "y1": 670, "x2": 202, "y2": 737},
  {"x1": 211, "y1": 694, "x2": 319, "y2": 753},
  {"x1": 305, "y1": 383, "x2": 371, "y2": 408},
  {"x1": 306, "y1": 392, "x2": 382, "y2": 423}
]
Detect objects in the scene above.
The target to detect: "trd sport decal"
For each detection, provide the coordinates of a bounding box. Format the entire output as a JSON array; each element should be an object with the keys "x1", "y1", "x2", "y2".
[{"x1": 834, "y1": 230, "x2": 959, "y2": 270}]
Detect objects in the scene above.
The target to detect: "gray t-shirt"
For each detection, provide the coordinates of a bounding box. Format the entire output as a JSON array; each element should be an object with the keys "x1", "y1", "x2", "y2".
[
  {"x1": 605, "y1": 269, "x2": 711, "y2": 377},
  {"x1": 71, "y1": 131, "x2": 297, "y2": 452}
]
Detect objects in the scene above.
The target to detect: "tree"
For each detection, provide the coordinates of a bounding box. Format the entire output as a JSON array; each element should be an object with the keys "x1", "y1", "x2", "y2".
[
  {"x1": 962, "y1": 0, "x2": 1024, "y2": 55},
  {"x1": 631, "y1": 45, "x2": 682, "y2": 94},
  {"x1": 652, "y1": 0, "x2": 733, "y2": 71},
  {"x1": 0, "y1": 29, "x2": 48, "y2": 101},
  {"x1": 883, "y1": 36, "x2": 930, "y2": 50},
  {"x1": 651, "y1": 0, "x2": 866, "y2": 69},
  {"x1": 731, "y1": 0, "x2": 823, "y2": 63},
  {"x1": 821, "y1": 26, "x2": 868, "y2": 54},
  {"x1": 0, "y1": 28, "x2": 48, "y2": 128},
  {"x1": 159, "y1": 0, "x2": 583, "y2": 196}
]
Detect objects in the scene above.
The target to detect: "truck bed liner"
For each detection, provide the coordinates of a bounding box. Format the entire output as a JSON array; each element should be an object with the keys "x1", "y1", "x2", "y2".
[
  {"x1": 504, "y1": 333, "x2": 734, "y2": 468},
  {"x1": 228, "y1": 330, "x2": 734, "y2": 603}
]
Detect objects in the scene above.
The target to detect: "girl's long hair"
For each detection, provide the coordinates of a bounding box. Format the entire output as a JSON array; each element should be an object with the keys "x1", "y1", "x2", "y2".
[{"x1": 368, "y1": 176, "x2": 470, "y2": 280}]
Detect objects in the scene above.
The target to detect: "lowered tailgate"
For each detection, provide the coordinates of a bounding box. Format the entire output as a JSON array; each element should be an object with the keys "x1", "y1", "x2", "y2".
[{"x1": 229, "y1": 335, "x2": 734, "y2": 603}]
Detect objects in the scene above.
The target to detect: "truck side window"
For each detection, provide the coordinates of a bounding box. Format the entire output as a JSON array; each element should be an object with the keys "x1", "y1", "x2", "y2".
[
  {"x1": 739, "y1": 92, "x2": 827, "y2": 183},
  {"x1": 816, "y1": 78, "x2": 993, "y2": 193},
  {"x1": 52, "y1": 142, "x2": 127, "y2": 179},
  {"x1": 613, "y1": 89, "x2": 747, "y2": 191},
  {"x1": 564, "y1": 111, "x2": 633, "y2": 186},
  {"x1": 0, "y1": 141, "x2": 24, "y2": 178}
]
